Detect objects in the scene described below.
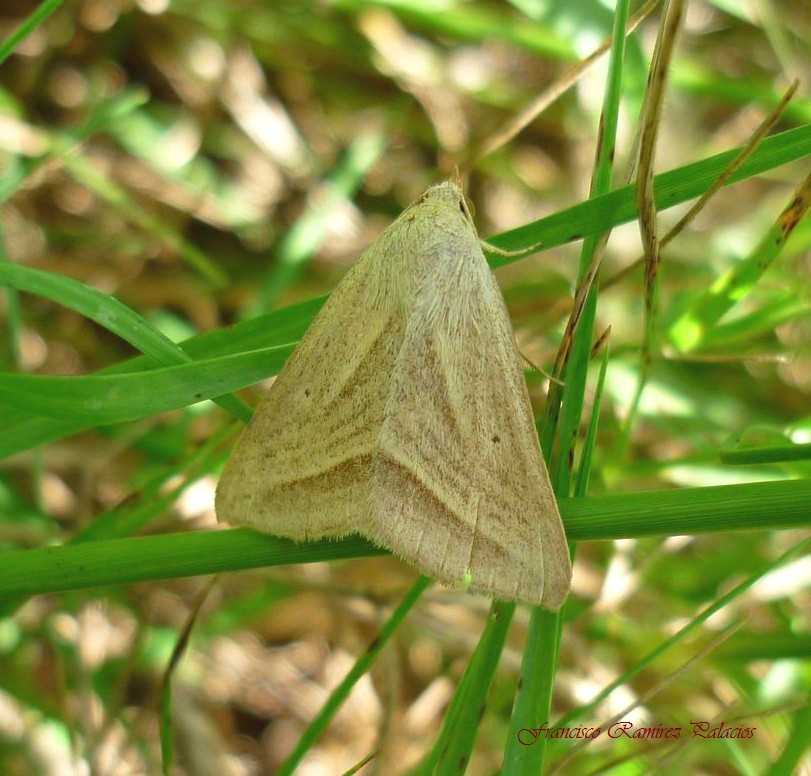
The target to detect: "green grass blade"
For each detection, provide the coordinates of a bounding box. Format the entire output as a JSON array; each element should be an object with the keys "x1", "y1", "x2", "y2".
[
  {"x1": 670, "y1": 171, "x2": 811, "y2": 353},
  {"x1": 0, "y1": 348, "x2": 285, "y2": 424},
  {"x1": 0, "y1": 294, "x2": 324, "y2": 457},
  {"x1": 487, "y1": 124, "x2": 811, "y2": 261},
  {"x1": 0, "y1": 0, "x2": 64, "y2": 66},
  {"x1": 257, "y1": 131, "x2": 385, "y2": 311},
  {"x1": 277, "y1": 576, "x2": 431, "y2": 776},
  {"x1": 549, "y1": 535, "x2": 811, "y2": 768},
  {"x1": 0, "y1": 263, "x2": 253, "y2": 423},
  {"x1": 0, "y1": 479, "x2": 806, "y2": 603},
  {"x1": 764, "y1": 701, "x2": 811, "y2": 776},
  {"x1": 0, "y1": 89, "x2": 149, "y2": 205},
  {"x1": 415, "y1": 600, "x2": 515, "y2": 776},
  {"x1": 515, "y1": 0, "x2": 632, "y2": 770}
]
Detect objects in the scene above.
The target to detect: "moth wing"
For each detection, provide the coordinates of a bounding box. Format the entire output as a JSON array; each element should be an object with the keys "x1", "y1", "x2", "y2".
[
  {"x1": 215, "y1": 249, "x2": 406, "y2": 541},
  {"x1": 371, "y1": 234, "x2": 571, "y2": 609}
]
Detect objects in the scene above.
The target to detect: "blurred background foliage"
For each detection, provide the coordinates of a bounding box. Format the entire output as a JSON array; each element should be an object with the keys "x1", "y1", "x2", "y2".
[{"x1": 0, "y1": 0, "x2": 809, "y2": 774}]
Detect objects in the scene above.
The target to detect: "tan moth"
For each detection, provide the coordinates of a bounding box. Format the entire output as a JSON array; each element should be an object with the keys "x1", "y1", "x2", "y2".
[{"x1": 215, "y1": 177, "x2": 571, "y2": 609}]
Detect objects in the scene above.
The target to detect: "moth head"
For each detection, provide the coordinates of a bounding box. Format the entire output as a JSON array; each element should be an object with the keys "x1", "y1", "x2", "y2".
[{"x1": 413, "y1": 179, "x2": 476, "y2": 228}]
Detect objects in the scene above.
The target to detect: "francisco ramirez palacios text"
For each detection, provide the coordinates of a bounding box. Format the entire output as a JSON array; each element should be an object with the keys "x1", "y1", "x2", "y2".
[{"x1": 518, "y1": 720, "x2": 755, "y2": 745}]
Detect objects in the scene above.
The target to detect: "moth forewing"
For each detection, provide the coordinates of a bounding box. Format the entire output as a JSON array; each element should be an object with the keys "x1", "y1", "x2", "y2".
[
  {"x1": 215, "y1": 179, "x2": 571, "y2": 609},
  {"x1": 215, "y1": 241, "x2": 407, "y2": 540}
]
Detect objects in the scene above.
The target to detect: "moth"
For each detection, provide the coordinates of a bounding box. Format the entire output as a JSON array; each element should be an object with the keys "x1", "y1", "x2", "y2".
[{"x1": 216, "y1": 177, "x2": 571, "y2": 609}]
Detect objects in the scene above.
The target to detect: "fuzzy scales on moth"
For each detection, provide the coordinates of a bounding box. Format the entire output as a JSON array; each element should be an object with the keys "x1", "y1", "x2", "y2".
[{"x1": 216, "y1": 179, "x2": 572, "y2": 610}]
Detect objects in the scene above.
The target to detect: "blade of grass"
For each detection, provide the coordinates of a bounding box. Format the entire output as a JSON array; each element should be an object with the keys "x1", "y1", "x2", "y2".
[
  {"x1": 548, "y1": 535, "x2": 811, "y2": 767},
  {"x1": 502, "y1": 348, "x2": 611, "y2": 776},
  {"x1": 256, "y1": 131, "x2": 385, "y2": 311},
  {"x1": 486, "y1": 124, "x2": 811, "y2": 261},
  {"x1": 414, "y1": 600, "x2": 515, "y2": 776},
  {"x1": 276, "y1": 576, "x2": 431, "y2": 776},
  {"x1": 63, "y1": 153, "x2": 227, "y2": 288},
  {"x1": 160, "y1": 577, "x2": 218, "y2": 775},
  {"x1": 514, "y1": 3, "x2": 631, "y2": 772},
  {"x1": 720, "y1": 442, "x2": 811, "y2": 465},
  {"x1": 765, "y1": 701, "x2": 811, "y2": 776},
  {"x1": 669, "y1": 170, "x2": 811, "y2": 353},
  {"x1": 0, "y1": 294, "x2": 322, "y2": 458},
  {"x1": 0, "y1": 0, "x2": 65, "y2": 65},
  {"x1": 552, "y1": 622, "x2": 746, "y2": 773},
  {"x1": 606, "y1": 79, "x2": 800, "y2": 290},
  {"x1": 473, "y1": 0, "x2": 656, "y2": 162},
  {"x1": 502, "y1": 607, "x2": 565, "y2": 774},
  {"x1": 0, "y1": 89, "x2": 150, "y2": 205},
  {"x1": 0, "y1": 425, "x2": 236, "y2": 619},
  {"x1": 0, "y1": 479, "x2": 807, "y2": 606},
  {"x1": 0, "y1": 264, "x2": 252, "y2": 422},
  {"x1": 626, "y1": 0, "x2": 687, "y2": 441},
  {"x1": 0, "y1": 228, "x2": 22, "y2": 368},
  {"x1": 0, "y1": 349, "x2": 287, "y2": 424}
]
